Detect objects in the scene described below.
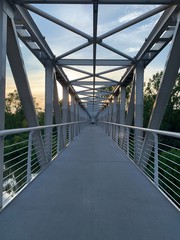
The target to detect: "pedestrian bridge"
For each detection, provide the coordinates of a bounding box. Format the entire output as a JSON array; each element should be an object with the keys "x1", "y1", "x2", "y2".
[
  {"x1": 0, "y1": 1, "x2": 180, "y2": 239},
  {"x1": 0, "y1": 123, "x2": 180, "y2": 240}
]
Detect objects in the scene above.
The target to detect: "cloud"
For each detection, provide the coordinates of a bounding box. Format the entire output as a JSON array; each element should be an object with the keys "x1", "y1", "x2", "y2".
[
  {"x1": 118, "y1": 11, "x2": 143, "y2": 23},
  {"x1": 34, "y1": 4, "x2": 93, "y2": 35},
  {"x1": 23, "y1": 3, "x2": 165, "y2": 107},
  {"x1": 125, "y1": 47, "x2": 140, "y2": 53}
]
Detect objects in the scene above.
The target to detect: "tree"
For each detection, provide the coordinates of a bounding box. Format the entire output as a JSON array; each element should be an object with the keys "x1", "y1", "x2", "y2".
[
  {"x1": 4, "y1": 90, "x2": 43, "y2": 192},
  {"x1": 144, "y1": 72, "x2": 180, "y2": 206},
  {"x1": 5, "y1": 90, "x2": 44, "y2": 129},
  {"x1": 159, "y1": 148, "x2": 180, "y2": 204},
  {"x1": 143, "y1": 72, "x2": 180, "y2": 132}
]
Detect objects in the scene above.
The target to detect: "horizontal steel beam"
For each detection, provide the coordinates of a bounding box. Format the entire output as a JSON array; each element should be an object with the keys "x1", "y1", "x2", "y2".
[
  {"x1": 55, "y1": 42, "x2": 92, "y2": 60},
  {"x1": 12, "y1": 0, "x2": 180, "y2": 4},
  {"x1": 57, "y1": 59, "x2": 131, "y2": 66},
  {"x1": 72, "y1": 81, "x2": 118, "y2": 86}
]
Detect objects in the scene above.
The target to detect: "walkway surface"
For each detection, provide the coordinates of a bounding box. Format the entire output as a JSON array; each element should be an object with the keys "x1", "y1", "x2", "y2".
[{"x1": 0, "y1": 125, "x2": 179, "y2": 240}]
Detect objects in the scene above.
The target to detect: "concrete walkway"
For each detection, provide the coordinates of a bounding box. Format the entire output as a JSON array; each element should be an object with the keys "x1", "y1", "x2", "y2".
[{"x1": 0, "y1": 125, "x2": 179, "y2": 240}]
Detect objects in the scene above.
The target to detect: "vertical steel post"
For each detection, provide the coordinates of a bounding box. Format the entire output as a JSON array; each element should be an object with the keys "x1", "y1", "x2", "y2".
[
  {"x1": 70, "y1": 95, "x2": 75, "y2": 140},
  {"x1": 77, "y1": 104, "x2": 80, "y2": 134},
  {"x1": 126, "y1": 128, "x2": 130, "y2": 158},
  {"x1": 119, "y1": 86, "x2": 126, "y2": 146},
  {"x1": 53, "y1": 77, "x2": 61, "y2": 124},
  {"x1": 27, "y1": 131, "x2": 34, "y2": 184},
  {"x1": 125, "y1": 80, "x2": 135, "y2": 126},
  {"x1": 57, "y1": 126, "x2": 60, "y2": 155},
  {"x1": 134, "y1": 62, "x2": 144, "y2": 163},
  {"x1": 113, "y1": 95, "x2": 117, "y2": 141},
  {"x1": 0, "y1": 0, "x2": 7, "y2": 208},
  {"x1": 139, "y1": 12, "x2": 180, "y2": 168},
  {"x1": 109, "y1": 101, "x2": 113, "y2": 138},
  {"x1": 62, "y1": 84, "x2": 69, "y2": 146},
  {"x1": 7, "y1": 17, "x2": 47, "y2": 167},
  {"x1": 74, "y1": 100, "x2": 78, "y2": 137},
  {"x1": 153, "y1": 133, "x2": 159, "y2": 187},
  {"x1": 44, "y1": 61, "x2": 54, "y2": 162},
  {"x1": 107, "y1": 105, "x2": 110, "y2": 135},
  {"x1": 119, "y1": 86, "x2": 126, "y2": 125}
]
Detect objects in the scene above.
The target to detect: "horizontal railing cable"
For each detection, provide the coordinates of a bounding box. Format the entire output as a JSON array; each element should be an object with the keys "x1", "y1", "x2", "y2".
[
  {"x1": 0, "y1": 121, "x2": 88, "y2": 209},
  {"x1": 99, "y1": 121, "x2": 180, "y2": 210}
]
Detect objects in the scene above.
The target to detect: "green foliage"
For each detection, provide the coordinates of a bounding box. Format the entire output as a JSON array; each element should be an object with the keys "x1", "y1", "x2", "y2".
[
  {"x1": 144, "y1": 72, "x2": 180, "y2": 132},
  {"x1": 4, "y1": 133, "x2": 29, "y2": 189},
  {"x1": 4, "y1": 90, "x2": 43, "y2": 192},
  {"x1": 5, "y1": 90, "x2": 44, "y2": 129},
  {"x1": 159, "y1": 148, "x2": 180, "y2": 204}
]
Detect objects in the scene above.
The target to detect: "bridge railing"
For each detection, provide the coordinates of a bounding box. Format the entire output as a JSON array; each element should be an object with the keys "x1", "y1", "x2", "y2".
[
  {"x1": 0, "y1": 121, "x2": 87, "y2": 209},
  {"x1": 99, "y1": 121, "x2": 180, "y2": 210}
]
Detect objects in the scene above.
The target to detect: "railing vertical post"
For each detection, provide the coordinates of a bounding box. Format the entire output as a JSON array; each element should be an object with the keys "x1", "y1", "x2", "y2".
[
  {"x1": 0, "y1": 0, "x2": 7, "y2": 209},
  {"x1": 27, "y1": 131, "x2": 33, "y2": 184},
  {"x1": 111, "y1": 124, "x2": 114, "y2": 139},
  {"x1": 68, "y1": 124, "x2": 71, "y2": 144},
  {"x1": 116, "y1": 126, "x2": 119, "y2": 145},
  {"x1": 69, "y1": 124, "x2": 71, "y2": 142},
  {"x1": 126, "y1": 128, "x2": 130, "y2": 158},
  {"x1": 57, "y1": 126, "x2": 60, "y2": 155},
  {"x1": 44, "y1": 61, "x2": 54, "y2": 162},
  {"x1": 134, "y1": 62, "x2": 144, "y2": 163},
  {"x1": 118, "y1": 126, "x2": 120, "y2": 146},
  {"x1": 0, "y1": 136, "x2": 4, "y2": 209},
  {"x1": 78, "y1": 122, "x2": 81, "y2": 135},
  {"x1": 153, "y1": 133, "x2": 159, "y2": 187},
  {"x1": 62, "y1": 85, "x2": 69, "y2": 146},
  {"x1": 106, "y1": 122, "x2": 108, "y2": 134},
  {"x1": 107, "y1": 123, "x2": 109, "y2": 136}
]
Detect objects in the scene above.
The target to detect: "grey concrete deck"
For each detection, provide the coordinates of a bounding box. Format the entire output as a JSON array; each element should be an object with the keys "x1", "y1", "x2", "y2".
[{"x1": 0, "y1": 125, "x2": 179, "y2": 240}]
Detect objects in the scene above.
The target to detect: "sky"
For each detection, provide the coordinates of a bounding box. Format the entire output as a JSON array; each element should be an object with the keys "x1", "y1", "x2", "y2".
[{"x1": 6, "y1": 3, "x2": 171, "y2": 109}]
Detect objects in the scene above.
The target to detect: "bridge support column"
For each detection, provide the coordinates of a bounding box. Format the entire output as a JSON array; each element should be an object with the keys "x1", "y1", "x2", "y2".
[
  {"x1": 113, "y1": 95, "x2": 118, "y2": 123},
  {"x1": 53, "y1": 77, "x2": 61, "y2": 124},
  {"x1": 134, "y1": 62, "x2": 144, "y2": 163},
  {"x1": 0, "y1": 0, "x2": 7, "y2": 208},
  {"x1": 53, "y1": 78, "x2": 63, "y2": 152},
  {"x1": 77, "y1": 103, "x2": 81, "y2": 133},
  {"x1": 139, "y1": 12, "x2": 180, "y2": 168},
  {"x1": 62, "y1": 84, "x2": 69, "y2": 145},
  {"x1": 113, "y1": 94, "x2": 118, "y2": 141},
  {"x1": 70, "y1": 95, "x2": 75, "y2": 140},
  {"x1": 72, "y1": 99, "x2": 76, "y2": 135},
  {"x1": 7, "y1": 17, "x2": 47, "y2": 169},
  {"x1": 126, "y1": 80, "x2": 135, "y2": 126},
  {"x1": 44, "y1": 61, "x2": 54, "y2": 161},
  {"x1": 119, "y1": 86, "x2": 126, "y2": 146},
  {"x1": 119, "y1": 86, "x2": 126, "y2": 125},
  {"x1": 108, "y1": 100, "x2": 113, "y2": 137}
]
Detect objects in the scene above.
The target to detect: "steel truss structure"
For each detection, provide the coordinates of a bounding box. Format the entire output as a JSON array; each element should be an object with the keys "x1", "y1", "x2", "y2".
[{"x1": 0, "y1": 1, "x2": 180, "y2": 162}]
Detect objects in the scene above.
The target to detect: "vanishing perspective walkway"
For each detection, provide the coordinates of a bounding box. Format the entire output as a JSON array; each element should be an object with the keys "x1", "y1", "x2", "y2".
[{"x1": 0, "y1": 125, "x2": 179, "y2": 240}]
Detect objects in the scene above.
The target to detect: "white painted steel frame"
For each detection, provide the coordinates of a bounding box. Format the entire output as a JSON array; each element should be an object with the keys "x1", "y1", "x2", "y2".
[
  {"x1": 5, "y1": 0, "x2": 179, "y2": 119},
  {"x1": 10, "y1": 0, "x2": 180, "y2": 4},
  {"x1": 0, "y1": 0, "x2": 7, "y2": 209},
  {"x1": 1, "y1": 0, "x2": 180, "y2": 206}
]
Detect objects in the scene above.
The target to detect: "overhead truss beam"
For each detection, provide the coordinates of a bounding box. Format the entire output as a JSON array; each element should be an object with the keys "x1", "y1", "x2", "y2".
[
  {"x1": 6, "y1": 0, "x2": 180, "y2": 119},
  {"x1": 57, "y1": 59, "x2": 132, "y2": 66},
  {"x1": 11, "y1": 0, "x2": 180, "y2": 4}
]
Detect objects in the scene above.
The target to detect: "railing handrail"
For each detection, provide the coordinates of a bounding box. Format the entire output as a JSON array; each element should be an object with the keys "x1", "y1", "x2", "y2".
[
  {"x1": 101, "y1": 121, "x2": 180, "y2": 139},
  {"x1": 0, "y1": 121, "x2": 86, "y2": 137},
  {"x1": 100, "y1": 121, "x2": 180, "y2": 209}
]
